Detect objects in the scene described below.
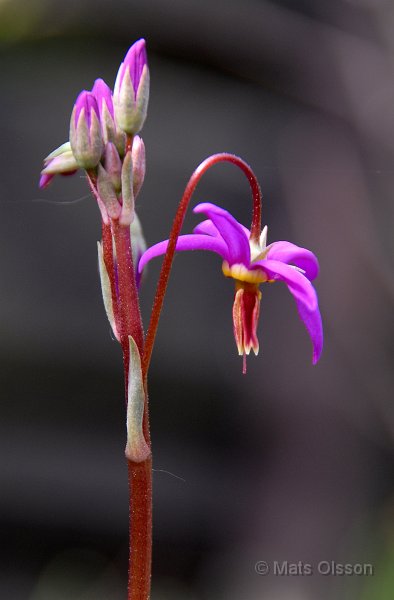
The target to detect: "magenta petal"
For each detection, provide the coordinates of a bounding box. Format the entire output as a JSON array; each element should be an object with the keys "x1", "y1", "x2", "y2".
[
  {"x1": 122, "y1": 39, "x2": 147, "y2": 93},
  {"x1": 259, "y1": 259, "x2": 317, "y2": 309},
  {"x1": 138, "y1": 234, "x2": 228, "y2": 274},
  {"x1": 260, "y1": 259, "x2": 322, "y2": 363},
  {"x1": 74, "y1": 90, "x2": 99, "y2": 128},
  {"x1": 91, "y1": 78, "x2": 114, "y2": 118},
  {"x1": 267, "y1": 241, "x2": 319, "y2": 281},
  {"x1": 193, "y1": 203, "x2": 250, "y2": 266},
  {"x1": 39, "y1": 173, "x2": 54, "y2": 189},
  {"x1": 296, "y1": 299, "x2": 323, "y2": 364},
  {"x1": 193, "y1": 218, "x2": 250, "y2": 242},
  {"x1": 193, "y1": 219, "x2": 221, "y2": 237}
]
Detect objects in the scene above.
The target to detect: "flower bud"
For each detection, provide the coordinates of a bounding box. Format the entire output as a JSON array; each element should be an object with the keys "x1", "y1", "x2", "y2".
[
  {"x1": 91, "y1": 79, "x2": 126, "y2": 154},
  {"x1": 91, "y1": 78, "x2": 116, "y2": 144},
  {"x1": 39, "y1": 173, "x2": 55, "y2": 189},
  {"x1": 42, "y1": 151, "x2": 79, "y2": 175},
  {"x1": 39, "y1": 141, "x2": 79, "y2": 188},
  {"x1": 69, "y1": 91, "x2": 103, "y2": 169},
  {"x1": 97, "y1": 164, "x2": 122, "y2": 220},
  {"x1": 131, "y1": 135, "x2": 146, "y2": 197},
  {"x1": 130, "y1": 212, "x2": 147, "y2": 288},
  {"x1": 44, "y1": 141, "x2": 72, "y2": 163},
  {"x1": 103, "y1": 142, "x2": 122, "y2": 193},
  {"x1": 113, "y1": 39, "x2": 149, "y2": 135}
]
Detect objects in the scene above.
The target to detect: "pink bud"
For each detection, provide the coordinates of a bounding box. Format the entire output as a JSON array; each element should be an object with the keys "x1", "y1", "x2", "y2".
[
  {"x1": 39, "y1": 173, "x2": 54, "y2": 189},
  {"x1": 92, "y1": 78, "x2": 114, "y2": 120},
  {"x1": 113, "y1": 39, "x2": 150, "y2": 135},
  {"x1": 118, "y1": 39, "x2": 147, "y2": 98},
  {"x1": 73, "y1": 90, "x2": 100, "y2": 129},
  {"x1": 70, "y1": 91, "x2": 103, "y2": 169}
]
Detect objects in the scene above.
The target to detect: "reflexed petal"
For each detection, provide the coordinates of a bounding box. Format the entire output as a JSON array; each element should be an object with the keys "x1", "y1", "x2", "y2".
[
  {"x1": 296, "y1": 299, "x2": 323, "y2": 364},
  {"x1": 193, "y1": 219, "x2": 221, "y2": 238},
  {"x1": 194, "y1": 203, "x2": 250, "y2": 266},
  {"x1": 138, "y1": 233, "x2": 228, "y2": 274},
  {"x1": 258, "y1": 259, "x2": 317, "y2": 309},
  {"x1": 266, "y1": 241, "x2": 319, "y2": 281},
  {"x1": 259, "y1": 259, "x2": 322, "y2": 363},
  {"x1": 193, "y1": 216, "x2": 250, "y2": 242}
]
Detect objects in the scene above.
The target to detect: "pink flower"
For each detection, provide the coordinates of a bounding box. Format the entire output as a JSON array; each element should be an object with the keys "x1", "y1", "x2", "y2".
[{"x1": 139, "y1": 202, "x2": 323, "y2": 366}]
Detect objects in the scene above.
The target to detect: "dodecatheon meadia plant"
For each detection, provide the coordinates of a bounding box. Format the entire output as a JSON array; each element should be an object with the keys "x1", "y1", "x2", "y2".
[{"x1": 39, "y1": 38, "x2": 323, "y2": 600}]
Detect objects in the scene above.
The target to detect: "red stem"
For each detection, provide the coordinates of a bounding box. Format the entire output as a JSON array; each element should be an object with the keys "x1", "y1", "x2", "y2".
[
  {"x1": 91, "y1": 169, "x2": 152, "y2": 598},
  {"x1": 127, "y1": 457, "x2": 152, "y2": 600},
  {"x1": 141, "y1": 153, "x2": 262, "y2": 380},
  {"x1": 101, "y1": 221, "x2": 120, "y2": 336},
  {"x1": 112, "y1": 221, "x2": 145, "y2": 361},
  {"x1": 126, "y1": 134, "x2": 134, "y2": 154},
  {"x1": 109, "y1": 219, "x2": 152, "y2": 600}
]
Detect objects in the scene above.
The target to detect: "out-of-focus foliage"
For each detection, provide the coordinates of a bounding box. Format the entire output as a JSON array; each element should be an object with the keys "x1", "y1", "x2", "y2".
[{"x1": 0, "y1": 0, "x2": 49, "y2": 41}]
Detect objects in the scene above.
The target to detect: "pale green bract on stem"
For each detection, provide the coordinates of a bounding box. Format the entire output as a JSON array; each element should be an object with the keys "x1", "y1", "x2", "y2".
[{"x1": 125, "y1": 336, "x2": 150, "y2": 463}]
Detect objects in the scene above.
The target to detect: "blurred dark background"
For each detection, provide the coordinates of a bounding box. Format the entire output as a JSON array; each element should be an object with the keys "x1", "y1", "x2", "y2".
[{"x1": 1, "y1": 0, "x2": 393, "y2": 598}]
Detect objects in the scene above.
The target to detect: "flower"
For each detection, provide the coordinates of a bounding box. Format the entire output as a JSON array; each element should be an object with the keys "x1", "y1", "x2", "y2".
[
  {"x1": 69, "y1": 90, "x2": 103, "y2": 169},
  {"x1": 92, "y1": 78, "x2": 114, "y2": 122},
  {"x1": 39, "y1": 141, "x2": 78, "y2": 189},
  {"x1": 91, "y1": 78, "x2": 116, "y2": 143},
  {"x1": 113, "y1": 39, "x2": 149, "y2": 135},
  {"x1": 130, "y1": 213, "x2": 147, "y2": 288},
  {"x1": 138, "y1": 202, "x2": 323, "y2": 367},
  {"x1": 131, "y1": 135, "x2": 146, "y2": 198},
  {"x1": 92, "y1": 78, "x2": 126, "y2": 154}
]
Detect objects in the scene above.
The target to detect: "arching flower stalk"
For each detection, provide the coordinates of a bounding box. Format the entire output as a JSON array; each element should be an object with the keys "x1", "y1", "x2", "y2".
[
  {"x1": 139, "y1": 155, "x2": 322, "y2": 377},
  {"x1": 39, "y1": 38, "x2": 323, "y2": 600}
]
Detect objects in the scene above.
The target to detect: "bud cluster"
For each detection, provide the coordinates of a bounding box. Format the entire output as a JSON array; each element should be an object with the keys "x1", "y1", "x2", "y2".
[{"x1": 39, "y1": 39, "x2": 149, "y2": 227}]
